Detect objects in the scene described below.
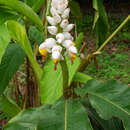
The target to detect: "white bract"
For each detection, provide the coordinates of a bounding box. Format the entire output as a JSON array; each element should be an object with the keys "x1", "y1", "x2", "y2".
[
  {"x1": 56, "y1": 33, "x2": 65, "y2": 43},
  {"x1": 39, "y1": 0, "x2": 78, "y2": 68}
]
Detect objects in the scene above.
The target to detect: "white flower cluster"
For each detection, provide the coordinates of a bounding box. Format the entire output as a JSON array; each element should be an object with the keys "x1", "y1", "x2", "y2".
[{"x1": 39, "y1": 0, "x2": 77, "y2": 68}]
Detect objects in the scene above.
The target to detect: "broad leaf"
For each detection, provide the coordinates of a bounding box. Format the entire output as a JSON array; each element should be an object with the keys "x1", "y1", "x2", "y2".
[
  {"x1": 76, "y1": 80, "x2": 130, "y2": 130},
  {"x1": 0, "y1": 94, "x2": 21, "y2": 118},
  {"x1": 93, "y1": 0, "x2": 109, "y2": 46},
  {"x1": 0, "y1": 7, "x2": 18, "y2": 24},
  {"x1": 0, "y1": 0, "x2": 43, "y2": 30},
  {"x1": 40, "y1": 58, "x2": 80, "y2": 104},
  {"x1": 73, "y1": 72, "x2": 92, "y2": 83},
  {"x1": 0, "y1": 44, "x2": 25, "y2": 94},
  {"x1": 4, "y1": 99, "x2": 92, "y2": 130},
  {"x1": 7, "y1": 20, "x2": 42, "y2": 82},
  {"x1": 0, "y1": 24, "x2": 11, "y2": 63}
]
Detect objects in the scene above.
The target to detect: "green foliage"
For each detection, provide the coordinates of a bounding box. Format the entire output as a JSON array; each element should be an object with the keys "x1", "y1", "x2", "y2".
[
  {"x1": 40, "y1": 58, "x2": 80, "y2": 104},
  {"x1": 76, "y1": 32, "x2": 84, "y2": 50},
  {"x1": 0, "y1": 95, "x2": 21, "y2": 118},
  {"x1": 69, "y1": 0, "x2": 82, "y2": 19},
  {"x1": 4, "y1": 99, "x2": 92, "y2": 130},
  {"x1": 0, "y1": 44, "x2": 25, "y2": 94},
  {"x1": 0, "y1": 24, "x2": 11, "y2": 63},
  {"x1": 25, "y1": 0, "x2": 46, "y2": 13},
  {"x1": 0, "y1": 7, "x2": 18, "y2": 24},
  {"x1": 93, "y1": 0, "x2": 109, "y2": 47},
  {"x1": 0, "y1": 0, "x2": 43, "y2": 30},
  {"x1": 29, "y1": 26, "x2": 44, "y2": 45},
  {"x1": 7, "y1": 20, "x2": 42, "y2": 82},
  {"x1": 73, "y1": 72, "x2": 92, "y2": 83},
  {"x1": 76, "y1": 79, "x2": 130, "y2": 130}
]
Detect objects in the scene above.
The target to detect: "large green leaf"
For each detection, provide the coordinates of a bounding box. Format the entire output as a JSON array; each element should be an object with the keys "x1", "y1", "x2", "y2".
[
  {"x1": 0, "y1": 7, "x2": 19, "y2": 24},
  {"x1": 0, "y1": 44, "x2": 25, "y2": 94},
  {"x1": 0, "y1": 24, "x2": 11, "y2": 63},
  {"x1": 0, "y1": 94, "x2": 21, "y2": 118},
  {"x1": 93, "y1": 0, "x2": 109, "y2": 46},
  {"x1": 76, "y1": 80, "x2": 130, "y2": 130},
  {"x1": 0, "y1": 0, "x2": 43, "y2": 30},
  {"x1": 7, "y1": 20, "x2": 42, "y2": 82},
  {"x1": 4, "y1": 99, "x2": 92, "y2": 130},
  {"x1": 40, "y1": 58, "x2": 80, "y2": 104}
]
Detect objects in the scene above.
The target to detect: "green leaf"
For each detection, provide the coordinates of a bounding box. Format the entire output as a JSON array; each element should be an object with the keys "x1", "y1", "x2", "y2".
[
  {"x1": 0, "y1": 95, "x2": 21, "y2": 118},
  {"x1": 122, "y1": 32, "x2": 130, "y2": 40},
  {"x1": 76, "y1": 32, "x2": 84, "y2": 50},
  {"x1": 7, "y1": 20, "x2": 42, "y2": 83},
  {"x1": 0, "y1": 44, "x2": 25, "y2": 94},
  {"x1": 0, "y1": 7, "x2": 19, "y2": 24},
  {"x1": 81, "y1": 98, "x2": 124, "y2": 130},
  {"x1": 40, "y1": 57, "x2": 80, "y2": 104},
  {"x1": 69, "y1": 0, "x2": 82, "y2": 19},
  {"x1": 0, "y1": 0, "x2": 43, "y2": 30},
  {"x1": 4, "y1": 99, "x2": 92, "y2": 130},
  {"x1": 73, "y1": 72, "x2": 92, "y2": 83},
  {"x1": 32, "y1": 0, "x2": 46, "y2": 12},
  {"x1": 77, "y1": 79, "x2": 130, "y2": 130},
  {"x1": 0, "y1": 24, "x2": 11, "y2": 63},
  {"x1": 29, "y1": 26, "x2": 44, "y2": 45},
  {"x1": 93, "y1": 0, "x2": 109, "y2": 46}
]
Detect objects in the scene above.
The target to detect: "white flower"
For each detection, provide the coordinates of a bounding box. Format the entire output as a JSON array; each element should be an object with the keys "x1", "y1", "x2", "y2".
[
  {"x1": 52, "y1": 51, "x2": 61, "y2": 64},
  {"x1": 52, "y1": 45, "x2": 62, "y2": 53},
  {"x1": 62, "y1": 8, "x2": 70, "y2": 19},
  {"x1": 39, "y1": 43, "x2": 47, "y2": 56},
  {"x1": 56, "y1": 33, "x2": 65, "y2": 43},
  {"x1": 67, "y1": 46, "x2": 77, "y2": 60},
  {"x1": 63, "y1": 32, "x2": 74, "y2": 40},
  {"x1": 47, "y1": 16, "x2": 57, "y2": 26},
  {"x1": 47, "y1": 26, "x2": 58, "y2": 35},
  {"x1": 50, "y1": 7, "x2": 61, "y2": 23},
  {"x1": 60, "y1": 19, "x2": 68, "y2": 28},
  {"x1": 63, "y1": 40, "x2": 74, "y2": 49},
  {"x1": 63, "y1": 24, "x2": 75, "y2": 32},
  {"x1": 51, "y1": 0, "x2": 68, "y2": 14}
]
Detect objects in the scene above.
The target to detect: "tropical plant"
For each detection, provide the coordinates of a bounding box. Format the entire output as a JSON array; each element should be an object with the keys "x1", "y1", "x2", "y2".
[{"x1": 0, "y1": 0, "x2": 130, "y2": 130}]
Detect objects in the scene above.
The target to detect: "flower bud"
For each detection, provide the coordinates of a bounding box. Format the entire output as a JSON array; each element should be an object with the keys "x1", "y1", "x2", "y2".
[
  {"x1": 45, "y1": 38, "x2": 56, "y2": 48},
  {"x1": 52, "y1": 51, "x2": 61, "y2": 64},
  {"x1": 50, "y1": 7, "x2": 61, "y2": 23},
  {"x1": 62, "y1": 8, "x2": 70, "y2": 19},
  {"x1": 39, "y1": 43, "x2": 47, "y2": 56},
  {"x1": 63, "y1": 24, "x2": 75, "y2": 32},
  {"x1": 63, "y1": 40, "x2": 74, "y2": 49},
  {"x1": 47, "y1": 16, "x2": 57, "y2": 26},
  {"x1": 56, "y1": 33, "x2": 65, "y2": 43},
  {"x1": 60, "y1": 19, "x2": 68, "y2": 28},
  {"x1": 47, "y1": 26, "x2": 58, "y2": 35},
  {"x1": 68, "y1": 46, "x2": 77, "y2": 60},
  {"x1": 52, "y1": 45, "x2": 62, "y2": 53},
  {"x1": 63, "y1": 32, "x2": 74, "y2": 40}
]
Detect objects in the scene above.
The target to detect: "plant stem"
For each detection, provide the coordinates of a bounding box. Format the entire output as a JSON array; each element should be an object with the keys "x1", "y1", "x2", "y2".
[
  {"x1": 44, "y1": 0, "x2": 51, "y2": 39},
  {"x1": 97, "y1": 14, "x2": 130, "y2": 52},
  {"x1": 60, "y1": 60, "x2": 69, "y2": 99},
  {"x1": 77, "y1": 15, "x2": 130, "y2": 72},
  {"x1": 64, "y1": 100, "x2": 68, "y2": 130}
]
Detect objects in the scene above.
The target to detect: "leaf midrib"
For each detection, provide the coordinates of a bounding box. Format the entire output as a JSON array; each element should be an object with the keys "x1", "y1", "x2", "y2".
[{"x1": 88, "y1": 91, "x2": 130, "y2": 116}]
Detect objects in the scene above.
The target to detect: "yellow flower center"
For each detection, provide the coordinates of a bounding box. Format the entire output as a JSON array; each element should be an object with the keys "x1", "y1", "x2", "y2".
[
  {"x1": 39, "y1": 48, "x2": 47, "y2": 56},
  {"x1": 71, "y1": 53, "x2": 77, "y2": 60}
]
